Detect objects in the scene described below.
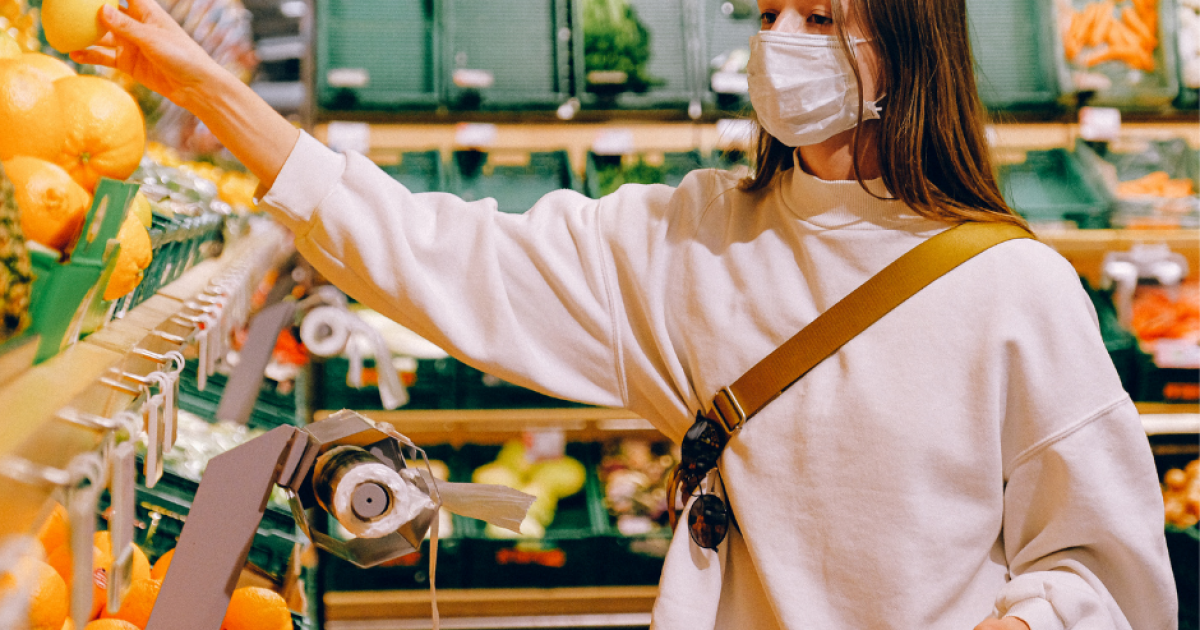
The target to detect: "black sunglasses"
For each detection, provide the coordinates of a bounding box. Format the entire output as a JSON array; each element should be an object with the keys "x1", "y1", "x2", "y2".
[{"x1": 668, "y1": 410, "x2": 733, "y2": 549}]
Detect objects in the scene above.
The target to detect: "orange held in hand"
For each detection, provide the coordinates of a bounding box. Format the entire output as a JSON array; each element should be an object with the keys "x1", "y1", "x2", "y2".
[
  {"x1": 1, "y1": 155, "x2": 91, "y2": 252},
  {"x1": 221, "y1": 586, "x2": 292, "y2": 630},
  {"x1": 54, "y1": 75, "x2": 145, "y2": 193},
  {"x1": 0, "y1": 60, "x2": 67, "y2": 162}
]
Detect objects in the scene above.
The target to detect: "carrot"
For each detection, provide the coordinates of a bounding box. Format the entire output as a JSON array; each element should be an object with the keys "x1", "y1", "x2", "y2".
[
  {"x1": 1107, "y1": 20, "x2": 1140, "y2": 49},
  {"x1": 1088, "y1": 4, "x2": 1116, "y2": 47},
  {"x1": 1064, "y1": 10, "x2": 1087, "y2": 61},
  {"x1": 1122, "y1": 6, "x2": 1155, "y2": 45}
]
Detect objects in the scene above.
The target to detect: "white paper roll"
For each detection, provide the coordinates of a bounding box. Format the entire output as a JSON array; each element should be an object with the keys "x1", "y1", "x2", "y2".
[
  {"x1": 300, "y1": 306, "x2": 351, "y2": 357},
  {"x1": 332, "y1": 462, "x2": 437, "y2": 539}
]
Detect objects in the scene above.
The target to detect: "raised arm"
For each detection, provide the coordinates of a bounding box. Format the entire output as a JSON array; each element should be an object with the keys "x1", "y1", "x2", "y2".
[{"x1": 70, "y1": 0, "x2": 299, "y2": 190}]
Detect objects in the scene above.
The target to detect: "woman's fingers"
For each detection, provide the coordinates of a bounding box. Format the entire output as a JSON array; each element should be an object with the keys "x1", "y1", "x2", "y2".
[
  {"x1": 94, "y1": 31, "x2": 117, "y2": 48},
  {"x1": 70, "y1": 47, "x2": 117, "y2": 68},
  {"x1": 97, "y1": 5, "x2": 151, "y2": 45}
]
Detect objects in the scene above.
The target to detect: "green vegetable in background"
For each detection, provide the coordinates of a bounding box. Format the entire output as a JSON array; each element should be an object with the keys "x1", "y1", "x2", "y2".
[
  {"x1": 595, "y1": 157, "x2": 664, "y2": 197},
  {"x1": 583, "y1": 0, "x2": 659, "y2": 93}
]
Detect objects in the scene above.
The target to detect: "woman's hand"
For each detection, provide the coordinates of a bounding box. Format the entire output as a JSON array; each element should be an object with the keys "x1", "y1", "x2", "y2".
[
  {"x1": 70, "y1": 0, "x2": 223, "y2": 111},
  {"x1": 974, "y1": 617, "x2": 1031, "y2": 630}
]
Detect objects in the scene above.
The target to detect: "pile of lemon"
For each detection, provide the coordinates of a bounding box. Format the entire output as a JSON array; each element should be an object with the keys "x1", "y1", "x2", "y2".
[{"x1": 0, "y1": 36, "x2": 152, "y2": 301}]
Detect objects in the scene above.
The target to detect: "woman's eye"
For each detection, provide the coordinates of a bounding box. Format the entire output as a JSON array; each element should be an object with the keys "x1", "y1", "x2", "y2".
[
  {"x1": 760, "y1": 11, "x2": 777, "y2": 25},
  {"x1": 807, "y1": 13, "x2": 833, "y2": 26}
]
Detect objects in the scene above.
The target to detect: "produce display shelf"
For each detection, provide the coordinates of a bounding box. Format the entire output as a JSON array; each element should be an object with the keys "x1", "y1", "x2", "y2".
[
  {"x1": 1036, "y1": 228, "x2": 1200, "y2": 286},
  {"x1": 0, "y1": 223, "x2": 288, "y2": 544},
  {"x1": 323, "y1": 586, "x2": 659, "y2": 628}
]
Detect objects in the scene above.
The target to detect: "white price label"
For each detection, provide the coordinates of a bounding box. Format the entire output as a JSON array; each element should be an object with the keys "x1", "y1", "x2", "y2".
[
  {"x1": 592, "y1": 129, "x2": 635, "y2": 156},
  {"x1": 1079, "y1": 106, "x2": 1122, "y2": 142},
  {"x1": 455, "y1": 123, "x2": 498, "y2": 148},
  {"x1": 523, "y1": 429, "x2": 567, "y2": 462}
]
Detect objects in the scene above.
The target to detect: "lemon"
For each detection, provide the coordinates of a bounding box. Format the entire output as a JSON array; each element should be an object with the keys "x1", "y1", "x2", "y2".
[
  {"x1": 41, "y1": 0, "x2": 119, "y2": 54},
  {"x1": 0, "y1": 31, "x2": 21, "y2": 59},
  {"x1": 130, "y1": 192, "x2": 152, "y2": 227}
]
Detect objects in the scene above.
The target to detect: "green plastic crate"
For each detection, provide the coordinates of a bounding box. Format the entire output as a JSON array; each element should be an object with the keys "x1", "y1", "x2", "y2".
[
  {"x1": 382, "y1": 150, "x2": 446, "y2": 194},
  {"x1": 1082, "y1": 277, "x2": 1146, "y2": 397},
  {"x1": 998, "y1": 148, "x2": 1113, "y2": 228},
  {"x1": 965, "y1": 0, "x2": 1063, "y2": 110},
  {"x1": 1056, "y1": 0, "x2": 1181, "y2": 110},
  {"x1": 317, "y1": 0, "x2": 441, "y2": 110},
  {"x1": 576, "y1": 0, "x2": 702, "y2": 110},
  {"x1": 313, "y1": 356, "x2": 459, "y2": 411},
  {"x1": 1076, "y1": 138, "x2": 1199, "y2": 229},
  {"x1": 1166, "y1": 525, "x2": 1199, "y2": 630},
  {"x1": 459, "y1": 442, "x2": 606, "y2": 588},
  {"x1": 442, "y1": 0, "x2": 572, "y2": 109},
  {"x1": 584, "y1": 150, "x2": 709, "y2": 198},
  {"x1": 178, "y1": 360, "x2": 301, "y2": 430},
  {"x1": 449, "y1": 150, "x2": 579, "y2": 214}
]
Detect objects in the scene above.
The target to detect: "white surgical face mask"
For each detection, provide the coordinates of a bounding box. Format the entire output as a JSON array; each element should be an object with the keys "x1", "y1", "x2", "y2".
[{"x1": 746, "y1": 31, "x2": 883, "y2": 147}]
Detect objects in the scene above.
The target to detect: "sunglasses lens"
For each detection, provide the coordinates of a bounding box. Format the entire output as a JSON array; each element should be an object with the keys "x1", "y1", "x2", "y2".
[{"x1": 688, "y1": 493, "x2": 729, "y2": 549}]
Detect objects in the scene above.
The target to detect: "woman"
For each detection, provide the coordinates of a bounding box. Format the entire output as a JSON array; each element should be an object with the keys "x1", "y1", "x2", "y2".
[{"x1": 73, "y1": 1, "x2": 1177, "y2": 628}]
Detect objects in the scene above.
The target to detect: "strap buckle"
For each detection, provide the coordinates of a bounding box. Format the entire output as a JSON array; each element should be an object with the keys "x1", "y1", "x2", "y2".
[{"x1": 711, "y1": 387, "x2": 747, "y2": 435}]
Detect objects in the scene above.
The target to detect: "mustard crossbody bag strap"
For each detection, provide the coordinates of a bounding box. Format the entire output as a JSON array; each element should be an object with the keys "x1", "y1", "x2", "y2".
[{"x1": 707, "y1": 221, "x2": 1034, "y2": 434}]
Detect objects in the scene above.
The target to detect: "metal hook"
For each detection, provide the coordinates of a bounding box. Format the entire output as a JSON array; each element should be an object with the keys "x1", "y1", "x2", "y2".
[{"x1": 99, "y1": 377, "x2": 141, "y2": 397}]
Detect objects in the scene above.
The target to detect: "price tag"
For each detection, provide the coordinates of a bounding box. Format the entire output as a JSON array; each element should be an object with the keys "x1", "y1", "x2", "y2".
[
  {"x1": 453, "y1": 68, "x2": 495, "y2": 89},
  {"x1": 523, "y1": 429, "x2": 567, "y2": 462},
  {"x1": 326, "y1": 121, "x2": 372, "y2": 154},
  {"x1": 107, "y1": 441, "x2": 135, "y2": 616},
  {"x1": 592, "y1": 129, "x2": 635, "y2": 156},
  {"x1": 66, "y1": 473, "x2": 98, "y2": 628},
  {"x1": 455, "y1": 123, "x2": 498, "y2": 149},
  {"x1": 1079, "y1": 106, "x2": 1122, "y2": 142},
  {"x1": 143, "y1": 395, "x2": 163, "y2": 489}
]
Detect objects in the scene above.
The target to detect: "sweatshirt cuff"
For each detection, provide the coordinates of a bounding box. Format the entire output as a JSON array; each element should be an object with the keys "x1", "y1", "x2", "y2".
[
  {"x1": 259, "y1": 131, "x2": 346, "y2": 234},
  {"x1": 1003, "y1": 598, "x2": 1064, "y2": 630}
]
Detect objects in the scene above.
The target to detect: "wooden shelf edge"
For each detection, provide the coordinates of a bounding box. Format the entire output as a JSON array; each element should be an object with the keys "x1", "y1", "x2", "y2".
[{"x1": 324, "y1": 586, "x2": 659, "y2": 621}]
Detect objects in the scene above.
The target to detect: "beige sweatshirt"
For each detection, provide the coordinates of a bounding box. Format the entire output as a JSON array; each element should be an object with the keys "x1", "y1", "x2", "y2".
[{"x1": 262, "y1": 132, "x2": 1177, "y2": 630}]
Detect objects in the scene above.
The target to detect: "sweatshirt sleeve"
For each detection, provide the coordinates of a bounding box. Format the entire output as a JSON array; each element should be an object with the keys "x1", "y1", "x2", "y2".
[
  {"x1": 988, "y1": 241, "x2": 1177, "y2": 630},
  {"x1": 258, "y1": 131, "x2": 634, "y2": 408}
]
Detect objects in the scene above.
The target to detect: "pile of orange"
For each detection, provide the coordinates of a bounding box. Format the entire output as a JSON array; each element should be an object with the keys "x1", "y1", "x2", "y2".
[
  {"x1": 0, "y1": 48, "x2": 152, "y2": 299},
  {"x1": 26, "y1": 504, "x2": 294, "y2": 630}
]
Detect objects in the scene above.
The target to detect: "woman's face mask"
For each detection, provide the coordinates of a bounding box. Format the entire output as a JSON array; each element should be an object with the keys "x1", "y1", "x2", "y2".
[{"x1": 746, "y1": 30, "x2": 884, "y2": 147}]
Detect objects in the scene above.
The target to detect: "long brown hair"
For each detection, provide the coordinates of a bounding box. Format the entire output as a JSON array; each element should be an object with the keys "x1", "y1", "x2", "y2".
[{"x1": 740, "y1": 0, "x2": 1029, "y2": 230}]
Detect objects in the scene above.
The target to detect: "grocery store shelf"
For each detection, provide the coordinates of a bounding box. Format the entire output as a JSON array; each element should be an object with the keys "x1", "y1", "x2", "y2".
[
  {"x1": 314, "y1": 407, "x2": 658, "y2": 444},
  {"x1": 325, "y1": 587, "x2": 658, "y2": 628},
  {"x1": 0, "y1": 221, "x2": 290, "y2": 543},
  {"x1": 1037, "y1": 229, "x2": 1200, "y2": 286},
  {"x1": 1139, "y1": 402, "x2": 1200, "y2": 435}
]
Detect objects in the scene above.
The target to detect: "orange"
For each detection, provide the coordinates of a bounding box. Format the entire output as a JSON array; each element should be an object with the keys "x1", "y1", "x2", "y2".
[
  {"x1": 83, "y1": 621, "x2": 139, "y2": 630},
  {"x1": 99, "y1": 577, "x2": 160, "y2": 628},
  {"x1": 47, "y1": 543, "x2": 108, "y2": 619},
  {"x1": 53, "y1": 75, "x2": 145, "y2": 192},
  {"x1": 62, "y1": 617, "x2": 74, "y2": 630},
  {"x1": 37, "y1": 503, "x2": 70, "y2": 557},
  {"x1": 20, "y1": 53, "x2": 76, "y2": 81},
  {"x1": 149, "y1": 549, "x2": 172, "y2": 581},
  {"x1": 0, "y1": 557, "x2": 69, "y2": 630},
  {"x1": 102, "y1": 213, "x2": 152, "y2": 300},
  {"x1": 220, "y1": 586, "x2": 291, "y2": 630},
  {"x1": 2, "y1": 156, "x2": 91, "y2": 251},
  {"x1": 0, "y1": 59, "x2": 67, "y2": 162},
  {"x1": 0, "y1": 31, "x2": 20, "y2": 59},
  {"x1": 93, "y1": 531, "x2": 152, "y2": 582}
]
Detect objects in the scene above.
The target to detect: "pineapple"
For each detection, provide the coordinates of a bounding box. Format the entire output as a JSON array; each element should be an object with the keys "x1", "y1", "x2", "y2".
[{"x1": 0, "y1": 162, "x2": 33, "y2": 343}]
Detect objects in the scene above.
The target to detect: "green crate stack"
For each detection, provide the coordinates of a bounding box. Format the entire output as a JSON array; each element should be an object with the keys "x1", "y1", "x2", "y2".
[
  {"x1": 1082, "y1": 278, "x2": 1146, "y2": 397},
  {"x1": 449, "y1": 150, "x2": 579, "y2": 213},
  {"x1": 998, "y1": 148, "x2": 1113, "y2": 228},
  {"x1": 320, "y1": 445, "x2": 467, "y2": 590},
  {"x1": 576, "y1": 0, "x2": 702, "y2": 110},
  {"x1": 313, "y1": 356, "x2": 459, "y2": 411},
  {"x1": 442, "y1": 0, "x2": 573, "y2": 109},
  {"x1": 316, "y1": 0, "x2": 441, "y2": 110},
  {"x1": 1056, "y1": 0, "x2": 1181, "y2": 110},
  {"x1": 965, "y1": 0, "x2": 1063, "y2": 110},
  {"x1": 381, "y1": 150, "x2": 446, "y2": 194},
  {"x1": 703, "y1": 0, "x2": 758, "y2": 113},
  {"x1": 458, "y1": 442, "x2": 607, "y2": 588},
  {"x1": 178, "y1": 360, "x2": 301, "y2": 430},
  {"x1": 1167, "y1": 525, "x2": 1199, "y2": 630}
]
